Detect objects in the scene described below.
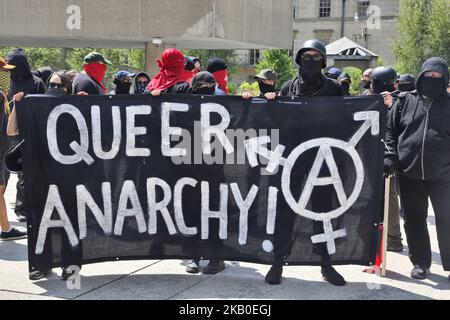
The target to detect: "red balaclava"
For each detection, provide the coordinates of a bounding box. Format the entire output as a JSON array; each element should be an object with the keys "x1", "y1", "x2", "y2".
[{"x1": 147, "y1": 48, "x2": 186, "y2": 92}]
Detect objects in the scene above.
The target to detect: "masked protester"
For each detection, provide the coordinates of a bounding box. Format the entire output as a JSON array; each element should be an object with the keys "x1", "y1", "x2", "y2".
[
  {"x1": 397, "y1": 74, "x2": 416, "y2": 92},
  {"x1": 242, "y1": 69, "x2": 278, "y2": 100},
  {"x1": 32, "y1": 67, "x2": 53, "y2": 85},
  {"x1": 367, "y1": 66, "x2": 404, "y2": 252},
  {"x1": 0, "y1": 57, "x2": 27, "y2": 243},
  {"x1": 183, "y1": 71, "x2": 226, "y2": 275},
  {"x1": 268, "y1": 40, "x2": 346, "y2": 287},
  {"x1": 73, "y1": 52, "x2": 110, "y2": 95},
  {"x1": 338, "y1": 72, "x2": 352, "y2": 96},
  {"x1": 385, "y1": 57, "x2": 450, "y2": 281},
  {"x1": 5, "y1": 49, "x2": 46, "y2": 223},
  {"x1": 182, "y1": 57, "x2": 196, "y2": 85},
  {"x1": 361, "y1": 68, "x2": 374, "y2": 96},
  {"x1": 206, "y1": 58, "x2": 229, "y2": 95},
  {"x1": 146, "y1": 48, "x2": 190, "y2": 96},
  {"x1": 110, "y1": 70, "x2": 135, "y2": 95},
  {"x1": 129, "y1": 72, "x2": 150, "y2": 95},
  {"x1": 8, "y1": 71, "x2": 79, "y2": 281}
]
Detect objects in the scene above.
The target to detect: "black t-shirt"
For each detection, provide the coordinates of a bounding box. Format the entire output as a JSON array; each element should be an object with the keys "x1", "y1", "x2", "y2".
[{"x1": 73, "y1": 72, "x2": 105, "y2": 95}]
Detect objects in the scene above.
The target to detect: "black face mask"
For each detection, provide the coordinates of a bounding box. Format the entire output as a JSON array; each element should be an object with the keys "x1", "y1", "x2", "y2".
[
  {"x1": 193, "y1": 86, "x2": 215, "y2": 95},
  {"x1": 419, "y1": 77, "x2": 445, "y2": 99},
  {"x1": 300, "y1": 60, "x2": 323, "y2": 78},
  {"x1": 398, "y1": 83, "x2": 415, "y2": 92},
  {"x1": 371, "y1": 81, "x2": 395, "y2": 94},
  {"x1": 47, "y1": 87, "x2": 67, "y2": 96},
  {"x1": 258, "y1": 81, "x2": 275, "y2": 94},
  {"x1": 116, "y1": 82, "x2": 131, "y2": 94}
]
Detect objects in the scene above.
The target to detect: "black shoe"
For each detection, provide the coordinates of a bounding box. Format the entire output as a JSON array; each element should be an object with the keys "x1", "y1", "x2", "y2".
[
  {"x1": 321, "y1": 266, "x2": 347, "y2": 286},
  {"x1": 202, "y1": 260, "x2": 225, "y2": 274},
  {"x1": 0, "y1": 227, "x2": 27, "y2": 241},
  {"x1": 29, "y1": 269, "x2": 52, "y2": 281},
  {"x1": 411, "y1": 265, "x2": 429, "y2": 280},
  {"x1": 265, "y1": 265, "x2": 283, "y2": 285},
  {"x1": 61, "y1": 266, "x2": 81, "y2": 281},
  {"x1": 186, "y1": 259, "x2": 200, "y2": 274}
]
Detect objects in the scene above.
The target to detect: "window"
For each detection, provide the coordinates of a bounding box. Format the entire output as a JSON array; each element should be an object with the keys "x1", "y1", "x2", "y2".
[
  {"x1": 357, "y1": 0, "x2": 370, "y2": 17},
  {"x1": 293, "y1": 0, "x2": 301, "y2": 19},
  {"x1": 314, "y1": 30, "x2": 333, "y2": 45},
  {"x1": 249, "y1": 50, "x2": 260, "y2": 66},
  {"x1": 319, "y1": 0, "x2": 331, "y2": 18}
]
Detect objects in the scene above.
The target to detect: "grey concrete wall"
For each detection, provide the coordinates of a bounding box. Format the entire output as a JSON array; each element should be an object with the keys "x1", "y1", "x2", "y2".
[
  {"x1": 0, "y1": 0, "x2": 293, "y2": 49},
  {"x1": 293, "y1": 0, "x2": 400, "y2": 65}
]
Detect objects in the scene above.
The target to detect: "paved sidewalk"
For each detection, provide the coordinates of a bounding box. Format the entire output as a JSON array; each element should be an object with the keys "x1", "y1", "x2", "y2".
[{"x1": 1, "y1": 175, "x2": 449, "y2": 300}]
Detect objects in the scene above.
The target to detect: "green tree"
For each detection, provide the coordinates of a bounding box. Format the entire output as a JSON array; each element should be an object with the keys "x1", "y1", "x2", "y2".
[
  {"x1": 0, "y1": 47, "x2": 64, "y2": 70},
  {"x1": 254, "y1": 49, "x2": 296, "y2": 91},
  {"x1": 394, "y1": 0, "x2": 450, "y2": 75},
  {"x1": 238, "y1": 81, "x2": 260, "y2": 96},
  {"x1": 342, "y1": 67, "x2": 362, "y2": 96}
]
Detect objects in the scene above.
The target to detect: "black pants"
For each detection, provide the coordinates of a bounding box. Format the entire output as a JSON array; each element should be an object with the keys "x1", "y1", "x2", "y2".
[
  {"x1": 9, "y1": 136, "x2": 26, "y2": 217},
  {"x1": 397, "y1": 176, "x2": 450, "y2": 271}
]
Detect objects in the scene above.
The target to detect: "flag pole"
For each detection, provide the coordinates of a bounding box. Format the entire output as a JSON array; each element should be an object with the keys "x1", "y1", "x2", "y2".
[{"x1": 381, "y1": 175, "x2": 391, "y2": 277}]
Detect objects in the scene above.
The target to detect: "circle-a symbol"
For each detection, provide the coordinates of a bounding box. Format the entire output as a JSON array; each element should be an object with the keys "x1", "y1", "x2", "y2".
[{"x1": 281, "y1": 138, "x2": 364, "y2": 221}]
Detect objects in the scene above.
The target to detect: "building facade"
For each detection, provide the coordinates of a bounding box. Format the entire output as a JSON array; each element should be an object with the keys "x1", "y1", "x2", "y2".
[{"x1": 292, "y1": 0, "x2": 400, "y2": 65}]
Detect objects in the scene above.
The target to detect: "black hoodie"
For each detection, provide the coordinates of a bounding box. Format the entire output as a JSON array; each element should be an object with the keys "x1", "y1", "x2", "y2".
[
  {"x1": 386, "y1": 57, "x2": 450, "y2": 181},
  {"x1": 5, "y1": 48, "x2": 46, "y2": 99}
]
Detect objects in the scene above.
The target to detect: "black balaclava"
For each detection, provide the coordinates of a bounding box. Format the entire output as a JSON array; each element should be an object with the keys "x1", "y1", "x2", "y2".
[
  {"x1": 258, "y1": 80, "x2": 275, "y2": 94},
  {"x1": 115, "y1": 82, "x2": 132, "y2": 94},
  {"x1": 191, "y1": 71, "x2": 216, "y2": 95},
  {"x1": 5, "y1": 48, "x2": 32, "y2": 81},
  {"x1": 416, "y1": 57, "x2": 449, "y2": 100}
]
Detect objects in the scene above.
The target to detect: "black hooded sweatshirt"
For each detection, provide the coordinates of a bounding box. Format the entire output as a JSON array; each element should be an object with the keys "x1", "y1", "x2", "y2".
[
  {"x1": 6, "y1": 48, "x2": 46, "y2": 99},
  {"x1": 280, "y1": 70, "x2": 343, "y2": 97},
  {"x1": 386, "y1": 57, "x2": 450, "y2": 181}
]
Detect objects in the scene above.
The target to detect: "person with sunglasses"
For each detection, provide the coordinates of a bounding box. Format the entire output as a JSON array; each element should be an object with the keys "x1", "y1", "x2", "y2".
[
  {"x1": 266, "y1": 40, "x2": 346, "y2": 287},
  {"x1": 129, "y1": 72, "x2": 151, "y2": 95}
]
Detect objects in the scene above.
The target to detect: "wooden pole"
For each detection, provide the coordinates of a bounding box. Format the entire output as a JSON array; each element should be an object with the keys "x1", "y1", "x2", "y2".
[{"x1": 381, "y1": 175, "x2": 391, "y2": 277}]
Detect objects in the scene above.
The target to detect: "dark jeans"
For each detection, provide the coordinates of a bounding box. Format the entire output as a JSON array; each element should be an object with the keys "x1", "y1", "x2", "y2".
[
  {"x1": 9, "y1": 136, "x2": 26, "y2": 218},
  {"x1": 397, "y1": 176, "x2": 450, "y2": 271}
]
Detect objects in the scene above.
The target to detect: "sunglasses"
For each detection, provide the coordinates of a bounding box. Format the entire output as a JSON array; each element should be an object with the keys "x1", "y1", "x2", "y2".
[
  {"x1": 302, "y1": 54, "x2": 323, "y2": 62},
  {"x1": 48, "y1": 83, "x2": 66, "y2": 89}
]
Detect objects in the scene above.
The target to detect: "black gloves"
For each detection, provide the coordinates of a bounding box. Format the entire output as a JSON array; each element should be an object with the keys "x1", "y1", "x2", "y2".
[{"x1": 384, "y1": 158, "x2": 396, "y2": 177}]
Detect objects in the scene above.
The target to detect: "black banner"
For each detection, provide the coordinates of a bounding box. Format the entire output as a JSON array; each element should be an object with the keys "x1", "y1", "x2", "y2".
[{"x1": 17, "y1": 94, "x2": 386, "y2": 272}]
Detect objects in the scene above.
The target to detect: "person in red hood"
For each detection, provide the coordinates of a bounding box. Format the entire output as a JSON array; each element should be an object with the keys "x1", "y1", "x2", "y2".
[
  {"x1": 206, "y1": 58, "x2": 229, "y2": 95},
  {"x1": 73, "y1": 52, "x2": 111, "y2": 95},
  {"x1": 146, "y1": 48, "x2": 190, "y2": 96}
]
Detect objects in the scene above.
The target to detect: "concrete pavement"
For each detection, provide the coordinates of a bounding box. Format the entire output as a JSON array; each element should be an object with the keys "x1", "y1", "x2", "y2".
[{"x1": 1, "y1": 175, "x2": 449, "y2": 300}]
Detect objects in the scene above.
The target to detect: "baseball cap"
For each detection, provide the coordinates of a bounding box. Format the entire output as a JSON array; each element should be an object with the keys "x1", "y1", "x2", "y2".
[
  {"x1": 254, "y1": 69, "x2": 277, "y2": 81},
  {"x1": 84, "y1": 52, "x2": 111, "y2": 65},
  {"x1": 0, "y1": 57, "x2": 15, "y2": 70},
  {"x1": 115, "y1": 70, "x2": 136, "y2": 81}
]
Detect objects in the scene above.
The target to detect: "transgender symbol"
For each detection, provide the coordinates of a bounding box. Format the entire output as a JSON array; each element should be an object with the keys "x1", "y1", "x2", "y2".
[{"x1": 245, "y1": 111, "x2": 379, "y2": 255}]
